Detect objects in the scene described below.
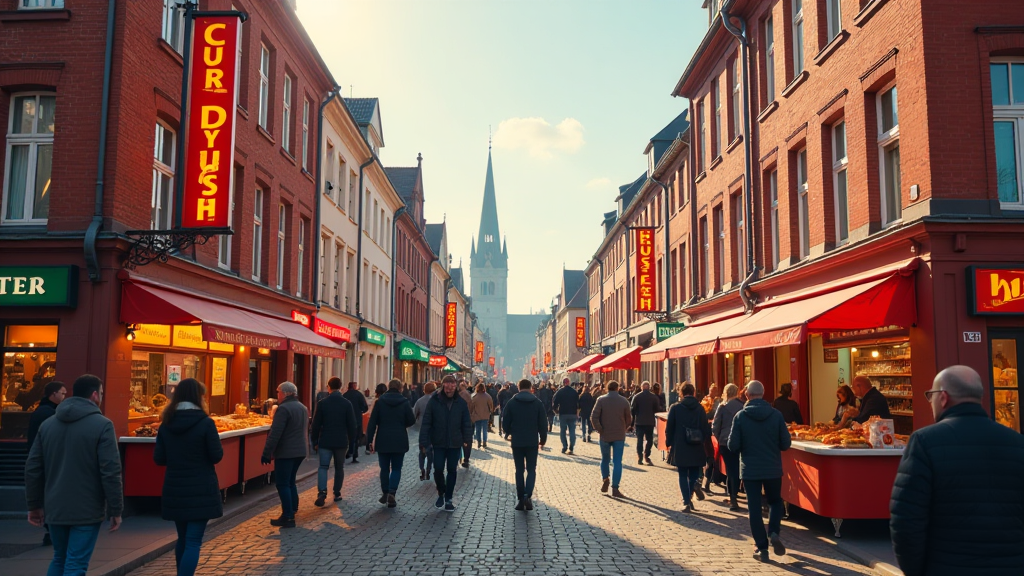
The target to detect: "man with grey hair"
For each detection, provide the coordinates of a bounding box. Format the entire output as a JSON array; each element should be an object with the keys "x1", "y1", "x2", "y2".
[
  {"x1": 712, "y1": 383, "x2": 744, "y2": 510},
  {"x1": 727, "y1": 380, "x2": 791, "y2": 562},
  {"x1": 890, "y1": 365, "x2": 1024, "y2": 576},
  {"x1": 262, "y1": 382, "x2": 309, "y2": 528}
]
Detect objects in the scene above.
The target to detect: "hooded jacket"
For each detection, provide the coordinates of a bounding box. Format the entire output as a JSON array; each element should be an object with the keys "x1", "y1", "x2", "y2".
[
  {"x1": 153, "y1": 404, "x2": 224, "y2": 521},
  {"x1": 469, "y1": 392, "x2": 495, "y2": 422},
  {"x1": 726, "y1": 398, "x2": 791, "y2": 480},
  {"x1": 310, "y1": 391, "x2": 357, "y2": 450},
  {"x1": 536, "y1": 386, "x2": 554, "y2": 413},
  {"x1": 497, "y1": 388, "x2": 514, "y2": 411},
  {"x1": 419, "y1": 390, "x2": 473, "y2": 449},
  {"x1": 343, "y1": 388, "x2": 369, "y2": 431},
  {"x1": 578, "y1": 391, "x2": 595, "y2": 419},
  {"x1": 501, "y1": 391, "x2": 548, "y2": 448},
  {"x1": 263, "y1": 395, "x2": 309, "y2": 460},
  {"x1": 24, "y1": 396, "x2": 123, "y2": 525},
  {"x1": 665, "y1": 396, "x2": 712, "y2": 468},
  {"x1": 552, "y1": 385, "x2": 579, "y2": 416},
  {"x1": 630, "y1": 390, "x2": 660, "y2": 427},
  {"x1": 365, "y1": 391, "x2": 416, "y2": 453},
  {"x1": 27, "y1": 397, "x2": 58, "y2": 448},
  {"x1": 712, "y1": 397, "x2": 744, "y2": 448},
  {"x1": 590, "y1": 391, "x2": 632, "y2": 442}
]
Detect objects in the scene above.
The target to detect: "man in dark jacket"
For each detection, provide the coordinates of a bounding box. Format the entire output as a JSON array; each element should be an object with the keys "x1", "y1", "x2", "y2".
[
  {"x1": 310, "y1": 377, "x2": 357, "y2": 507},
  {"x1": 26, "y1": 374, "x2": 122, "y2": 574},
  {"x1": 261, "y1": 382, "x2": 309, "y2": 528},
  {"x1": 502, "y1": 379, "x2": 548, "y2": 511},
  {"x1": 630, "y1": 381, "x2": 660, "y2": 466},
  {"x1": 343, "y1": 381, "x2": 369, "y2": 463},
  {"x1": 419, "y1": 375, "x2": 473, "y2": 512},
  {"x1": 552, "y1": 378, "x2": 580, "y2": 454},
  {"x1": 850, "y1": 375, "x2": 891, "y2": 423},
  {"x1": 890, "y1": 365, "x2": 1024, "y2": 576},
  {"x1": 486, "y1": 383, "x2": 499, "y2": 432},
  {"x1": 366, "y1": 379, "x2": 416, "y2": 508},
  {"x1": 712, "y1": 384, "x2": 744, "y2": 510},
  {"x1": 497, "y1": 384, "x2": 514, "y2": 436},
  {"x1": 727, "y1": 380, "x2": 791, "y2": 563},
  {"x1": 26, "y1": 380, "x2": 65, "y2": 546},
  {"x1": 578, "y1": 386, "x2": 595, "y2": 442},
  {"x1": 536, "y1": 383, "x2": 555, "y2": 432},
  {"x1": 665, "y1": 383, "x2": 712, "y2": 513}
]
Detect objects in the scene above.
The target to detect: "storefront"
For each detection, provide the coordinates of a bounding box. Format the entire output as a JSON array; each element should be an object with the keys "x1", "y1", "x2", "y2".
[
  {"x1": 591, "y1": 345, "x2": 642, "y2": 384},
  {"x1": 357, "y1": 326, "x2": 389, "y2": 390},
  {"x1": 395, "y1": 338, "x2": 430, "y2": 384}
]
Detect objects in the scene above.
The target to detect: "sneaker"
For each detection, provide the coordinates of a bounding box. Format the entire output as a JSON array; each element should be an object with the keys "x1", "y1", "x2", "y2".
[
  {"x1": 387, "y1": 494, "x2": 397, "y2": 508},
  {"x1": 612, "y1": 488, "x2": 625, "y2": 498},
  {"x1": 333, "y1": 493, "x2": 343, "y2": 502},
  {"x1": 515, "y1": 499, "x2": 526, "y2": 511},
  {"x1": 524, "y1": 498, "x2": 534, "y2": 511},
  {"x1": 270, "y1": 516, "x2": 295, "y2": 528},
  {"x1": 314, "y1": 491, "x2": 327, "y2": 507},
  {"x1": 693, "y1": 484, "x2": 705, "y2": 501},
  {"x1": 444, "y1": 500, "x2": 456, "y2": 512},
  {"x1": 753, "y1": 549, "x2": 769, "y2": 562},
  {"x1": 769, "y1": 532, "x2": 786, "y2": 556},
  {"x1": 378, "y1": 493, "x2": 388, "y2": 505},
  {"x1": 435, "y1": 495, "x2": 445, "y2": 509},
  {"x1": 645, "y1": 457, "x2": 653, "y2": 466},
  {"x1": 601, "y1": 477, "x2": 610, "y2": 493}
]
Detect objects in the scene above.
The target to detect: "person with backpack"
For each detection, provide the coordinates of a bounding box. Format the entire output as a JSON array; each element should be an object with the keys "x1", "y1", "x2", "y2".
[
  {"x1": 365, "y1": 379, "x2": 416, "y2": 508},
  {"x1": 665, "y1": 382, "x2": 712, "y2": 513}
]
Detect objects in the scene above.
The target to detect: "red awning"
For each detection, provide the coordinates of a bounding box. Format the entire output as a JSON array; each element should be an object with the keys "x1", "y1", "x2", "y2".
[
  {"x1": 639, "y1": 311, "x2": 750, "y2": 362},
  {"x1": 566, "y1": 353, "x2": 605, "y2": 373},
  {"x1": 590, "y1": 346, "x2": 642, "y2": 372}
]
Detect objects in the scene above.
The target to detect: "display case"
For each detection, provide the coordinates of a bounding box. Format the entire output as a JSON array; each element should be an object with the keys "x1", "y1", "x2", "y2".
[{"x1": 852, "y1": 342, "x2": 913, "y2": 433}]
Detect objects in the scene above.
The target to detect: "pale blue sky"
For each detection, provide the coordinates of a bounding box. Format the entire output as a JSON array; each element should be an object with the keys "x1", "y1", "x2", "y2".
[{"x1": 297, "y1": 0, "x2": 709, "y2": 313}]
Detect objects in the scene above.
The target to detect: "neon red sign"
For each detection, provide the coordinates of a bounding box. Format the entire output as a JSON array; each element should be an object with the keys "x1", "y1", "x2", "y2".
[
  {"x1": 634, "y1": 227, "x2": 657, "y2": 312},
  {"x1": 429, "y1": 355, "x2": 448, "y2": 368},
  {"x1": 314, "y1": 317, "x2": 350, "y2": 343},
  {"x1": 445, "y1": 302, "x2": 458, "y2": 348},
  {"x1": 475, "y1": 341, "x2": 484, "y2": 363},
  {"x1": 291, "y1": 310, "x2": 311, "y2": 327},
  {"x1": 575, "y1": 316, "x2": 586, "y2": 348}
]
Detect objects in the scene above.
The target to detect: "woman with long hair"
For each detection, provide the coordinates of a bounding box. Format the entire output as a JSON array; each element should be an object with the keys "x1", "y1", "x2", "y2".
[
  {"x1": 833, "y1": 384, "x2": 858, "y2": 426},
  {"x1": 153, "y1": 378, "x2": 223, "y2": 576}
]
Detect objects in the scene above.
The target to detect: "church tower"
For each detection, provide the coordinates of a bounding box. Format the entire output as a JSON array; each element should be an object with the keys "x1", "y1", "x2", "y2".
[{"x1": 470, "y1": 145, "x2": 508, "y2": 365}]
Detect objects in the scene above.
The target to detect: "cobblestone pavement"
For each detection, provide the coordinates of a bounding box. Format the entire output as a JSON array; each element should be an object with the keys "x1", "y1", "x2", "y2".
[{"x1": 129, "y1": 428, "x2": 874, "y2": 576}]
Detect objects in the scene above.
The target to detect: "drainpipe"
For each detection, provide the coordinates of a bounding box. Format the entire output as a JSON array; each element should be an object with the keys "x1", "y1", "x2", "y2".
[
  {"x1": 311, "y1": 86, "x2": 341, "y2": 394},
  {"x1": 84, "y1": 0, "x2": 118, "y2": 282},
  {"x1": 389, "y1": 206, "x2": 407, "y2": 379},
  {"x1": 721, "y1": 2, "x2": 760, "y2": 312}
]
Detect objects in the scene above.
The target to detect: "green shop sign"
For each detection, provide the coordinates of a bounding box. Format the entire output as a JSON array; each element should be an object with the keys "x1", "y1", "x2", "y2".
[
  {"x1": 396, "y1": 340, "x2": 430, "y2": 362},
  {"x1": 656, "y1": 322, "x2": 686, "y2": 339},
  {"x1": 443, "y1": 358, "x2": 461, "y2": 372},
  {"x1": 0, "y1": 266, "x2": 78, "y2": 308},
  {"x1": 359, "y1": 327, "x2": 387, "y2": 346}
]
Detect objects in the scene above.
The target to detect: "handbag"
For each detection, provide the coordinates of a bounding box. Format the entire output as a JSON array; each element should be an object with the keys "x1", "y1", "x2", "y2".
[{"x1": 685, "y1": 426, "x2": 704, "y2": 445}]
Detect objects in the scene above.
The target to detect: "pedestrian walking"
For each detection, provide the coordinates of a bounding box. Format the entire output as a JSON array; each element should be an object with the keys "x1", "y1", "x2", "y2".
[
  {"x1": 497, "y1": 383, "x2": 513, "y2": 436},
  {"x1": 470, "y1": 383, "x2": 494, "y2": 449},
  {"x1": 413, "y1": 382, "x2": 436, "y2": 480},
  {"x1": 260, "y1": 382, "x2": 309, "y2": 528},
  {"x1": 630, "y1": 381, "x2": 659, "y2": 466},
  {"x1": 458, "y1": 380, "x2": 473, "y2": 465},
  {"x1": 343, "y1": 381, "x2": 368, "y2": 463},
  {"x1": 26, "y1": 379, "x2": 65, "y2": 547},
  {"x1": 486, "y1": 382, "x2": 499, "y2": 432},
  {"x1": 502, "y1": 379, "x2": 547, "y2": 511},
  {"x1": 590, "y1": 381, "x2": 632, "y2": 498},
  {"x1": 310, "y1": 377, "x2": 357, "y2": 506},
  {"x1": 578, "y1": 386, "x2": 596, "y2": 442},
  {"x1": 664, "y1": 383, "x2": 712, "y2": 513},
  {"x1": 537, "y1": 382, "x2": 555, "y2": 432},
  {"x1": 153, "y1": 378, "x2": 223, "y2": 576},
  {"x1": 727, "y1": 380, "x2": 791, "y2": 562},
  {"x1": 419, "y1": 375, "x2": 473, "y2": 512},
  {"x1": 25, "y1": 374, "x2": 123, "y2": 575},
  {"x1": 552, "y1": 377, "x2": 579, "y2": 454},
  {"x1": 712, "y1": 383, "x2": 744, "y2": 511},
  {"x1": 365, "y1": 379, "x2": 416, "y2": 508},
  {"x1": 890, "y1": 365, "x2": 1024, "y2": 576}
]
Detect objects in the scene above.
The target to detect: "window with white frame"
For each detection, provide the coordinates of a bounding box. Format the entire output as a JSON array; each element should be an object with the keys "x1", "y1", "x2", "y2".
[
  {"x1": 20, "y1": 0, "x2": 64, "y2": 7},
  {"x1": 218, "y1": 168, "x2": 236, "y2": 269},
  {"x1": 734, "y1": 194, "x2": 745, "y2": 278},
  {"x1": 252, "y1": 188, "x2": 263, "y2": 281},
  {"x1": 766, "y1": 16, "x2": 776, "y2": 102},
  {"x1": 715, "y1": 207, "x2": 725, "y2": 289},
  {"x1": 732, "y1": 58, "x2": 741, "y2": 141},
  {"x1": 320, "y1": 235, "x2": 329, "y2": 303},
  {"x1": 797, "y1": 149, "x2": 809, "y2": 259},
  {"x1": 277, "y1": 204, "x2": 286, "y2": 289},
  {"x1": 697, "y1": 101, "x2": 706, "y2": 170},
  {"x1": 712, "y1": 78, "x2": 721, "y2": 157},
  {"x1": 770, "y1": 170, "x2": 779, "y2": 270},
  {"x1": 281, "y1": 76, "x2": 292, "y2": 153},
  {"x1": 258, "y1": 45, "x2": 270, "y2": 130},
  {"x1": 150, "y1": 122, "x2": 174, "y2": 230},
  {"x1": 333, "y1": 243, "x2": 343, "y2": 308},
  {"x1": 792, "y1": 0, "x2": 805, "y2": 76},
  {"x1": 337, "y1": 157, "x2": 348, "y2": 207},
  {"x1": 699, "y1": 217, "x2": 709, "y2": 295},
  {"x1": 297, "y1": 218, "x2": 305, "y2": 297},
  {"x1": 991, "y1": 61, "x2": 1024, "y2": 208},
  {"x1": 877, "y1": 85, "x2": 901, "y2": 225},
  {"x1": 301, "y1": 99, "x2": 310, "y2": 170},
  {"x1": 4, "y1": 94, "x2": 55, "y2": 224},
  {"x1": 348, "y1": 169, "x2": 357, "y2": 215},
  {"x1": 826, "y1": 0, "x2": 842, "y2": 42},
  {"x1": 833, "y1": 121, "x2": 849, "y2": 243},
  {"x1": 161, "y1": 0, "x2": 184, "y2": 53}
]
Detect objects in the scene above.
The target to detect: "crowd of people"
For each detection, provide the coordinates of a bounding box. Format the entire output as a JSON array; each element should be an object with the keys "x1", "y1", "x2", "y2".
[{"x1": 21, "y1": 366, "x2": 1024, "y2": 576}]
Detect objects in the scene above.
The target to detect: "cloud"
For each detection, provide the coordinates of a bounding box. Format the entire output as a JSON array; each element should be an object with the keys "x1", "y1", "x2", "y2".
[
  {"x1": 493, "y1": 117, "x2": 585, "y2": 159},
  {"x1": 585, "y1": 177, "x2": 612, "y2": 190}
]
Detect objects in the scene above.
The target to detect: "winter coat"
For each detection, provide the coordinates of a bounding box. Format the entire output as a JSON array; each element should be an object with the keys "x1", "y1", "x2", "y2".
[
  {"x1": 552, "y1": 386, "x2": 580, "y2": 416},
  {"x1": 578, "y1": 392, "x2": 595, "y2": 419},
  {"x1": 630, "y1": 390, "x2": 660, "y2": 427},
  {"x1": 890, "y1": 403, "x2": 1024, "y2": 576},
  {"x1": 537, "y1": 387, "x2": 554, "y2": 413},
  {"x1": 365, "y1": 391, "x2": 416, "y2": 454},
  {"x1": 24, "y1": 397, "x2": 123, "y2": 525},
  {"x1": 419, "y1": 391, "x2": 473, "y2": 449},
  {"x1": 727, "y1": 398, "x2": 790, "y2": 480},
  {"x1": 310, "y1": 391, "x2": 357, "y2": 450},
  {"x1": 773, "y1": 396, "x2": 804, "y2": 424},
  {"x1": 501, "y1": 392, "x2": 548, "y2": 448},
  {"x1": 459, "y1": 389, "x2": 472, "y2": 406},
  {"x1": 487, "y1": 387, "x2": 499, "y2": 410},
  {"x1": 664, "y1": 397, "x2": 712, "y2": 468},
  {"x1": 153, "y1": 405, "x2": 224, "y2": 522},
  {"x1": 590, "y1": 391, "x2": 632, "y2": 442},
  {"x1": 262, "y1": 395, "x2": 309, "y2": 460},
  {"x1": 27, "y1": 397, "x2": 58, "y2": 448},
  {"x1": 343, "y1": 389, "x2": 369, "y2": 432},
  {"x1": 497, "y1": 388, "x2": 514, "y2": 410},
  {"x1": 469, "y1": 392, "x2": 494, "y2": 423},
  {"x1": 413, "y1": 392, "x2": 433, "y2": 430},
  {"x1": 852, "y1": 386, "x2": 891, "y2": 423},
  {"x1": 712, "y1": 398, "x2": 744, "y2": 447}
]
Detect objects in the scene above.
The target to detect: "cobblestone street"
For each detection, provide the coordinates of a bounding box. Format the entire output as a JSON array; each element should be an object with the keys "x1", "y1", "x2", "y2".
[{"x1": 129, "y1": 430, "x2": 873, "y2": 576}]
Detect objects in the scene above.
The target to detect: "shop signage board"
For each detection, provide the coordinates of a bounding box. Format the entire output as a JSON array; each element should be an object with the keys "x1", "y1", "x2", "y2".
[
  {"x1": 634, "y1": 227, "x2": 657, "y2": 312},
  {"x1": 134, "y1": 324, "x2": 172, "y2": 346},
  {"x1": 968, "y1": 266, "x2": 1024, "y2": 315},
  {"x1": 397, "y1": 340, "x2": 430, "y2": 362},
  {"x1": 445, "y1": 302, "x2": 458, "y2": 347},
  {"x1": 211, "y1": 357, "x2": 227, "y2": 396},
  {"x1": 313, "y1": 317, "x2": 350, "y2": 343},
  {"x1": 291, "y1": 310, "x2": 311, "y2": 327},
  {"x1": 0, "y1": 266, "x2": 78, "y2": 308},
  {"x1": 823, "y1": 348, "x2": 839, "y2": 363},
  {"x1": 202, "y1": 325, "x2": 286, "y2": 350},
  {"x1": 173, "y1": 325, "x2": 208, "y2": 349},
  {"x1": 429, "y1": 355, "x2": 448, "y2": 367},
  {"x1": 179, "y1": 15, "x2": 241, "y2": 230},
  {"x1": 656, "y1": 322, "x2": 686, "y2": 339},
  {"x1": 822, "y1": 326, "x2": 908, "y2": 347},
  {"x1": 360, "y1": 327, "x2": 387, "y2": 346},
  {"x1": 489, "y1": 356, "x2": 495, "y2": 367},
  {"x1": 575, "y1": 317, "x2": 586, "y2": 348},
  {"x1": 544, "y1": 351, "x2": 551, "y2": 366},
  {"x1": 475, "y1": 341, "x2": 485, "y2": 363}
]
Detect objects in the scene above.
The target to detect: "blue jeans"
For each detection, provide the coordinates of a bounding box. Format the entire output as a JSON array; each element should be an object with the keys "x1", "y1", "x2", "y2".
[
  {"x1": 559, "y1": 415, "x2": 577, "y2": 450},
  {"x1": 174, "y1": 519, "x2": 208, "y2": 576},
  {"x1": 745, "y1": 477, "x2": 785, "y2": 551},
  {"x1": 677, "y1": 466, "x2": 702, "y2": 505},
  {"x1": 474, "y1": 420, "x2": 488, "y2": 444},
  {"x1": 47, "y1": 523, "x2": 101, "y2": 576},
  {"x1": 433, "y1": 447, "x2": 462, "y2": 500},
  {"x1": 317, "y1": 447, "x2": 346, "y2": 495},
  {"x1": 377, "y1": 452, "x2": 404, "y2": 494},
  {"x1": 599, "y1": 440, "x2": 625, "y2": 488},
  {"x1": 274, "y1": 456, "x2": 304, "y2": 518},
  {"x1": 580, "y1": 415, "x2": 591, "y2": 438}
]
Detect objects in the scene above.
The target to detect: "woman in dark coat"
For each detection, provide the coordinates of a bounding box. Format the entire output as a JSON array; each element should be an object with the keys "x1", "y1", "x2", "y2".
[
  {"x1": 154, "y1": 378, "x2": 224, "y2": 576},
  {"x1": 664, "y1": 382, "x2": 712, "y2": 513},
  {"x1": 578, "y1": 386, "x2": 596, "y2": 442}
]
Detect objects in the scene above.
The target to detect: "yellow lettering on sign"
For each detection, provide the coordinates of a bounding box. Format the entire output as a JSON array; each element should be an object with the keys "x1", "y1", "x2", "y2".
[
  {"x1": 204, "y1": 23, "x2": 226, "y2": 46},
  {"x1": 201, "y1": 106, "x2": 226, "y2": 130},
  {"x1": 197, "y1": 198, "x2": 216, "y2": 221},
  {"x1": 204, "y1": 47, "x2": 224, "y2": 67},
  {"x1": 992, "y1": 274, "x2": 1023, "y2": 303}
]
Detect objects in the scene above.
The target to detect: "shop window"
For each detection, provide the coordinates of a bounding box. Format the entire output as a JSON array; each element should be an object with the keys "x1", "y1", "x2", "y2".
[
  {"x1": 991, "y1": 61, "x2": 1024, "y2": 209},
  {"x1": 1, "y1": 325, "x2": 58, "y2": 440},
  {"x1": 992, "y1": 338, "x2": 1020, "y2": 432},
  {"x1": 3, "y1": 93, "x2": 55, "y2": 225},
  {"x1": 851, "y1": 342, "x2": 913, "y2": 432}
]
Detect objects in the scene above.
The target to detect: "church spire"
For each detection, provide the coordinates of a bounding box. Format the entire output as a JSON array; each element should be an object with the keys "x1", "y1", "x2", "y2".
[{"x1": 472, "y1": 146, "x2": 506, "y2": 268}]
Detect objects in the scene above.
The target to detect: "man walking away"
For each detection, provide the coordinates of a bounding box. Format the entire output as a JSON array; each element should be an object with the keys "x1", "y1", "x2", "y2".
[
  {"x1": 497, "y1": 383, "x2": 513, "y2": 437},
  {"x1": 486, "y1": 383, "x2": 499, "y2": 432},
  {"x1": 413, "y1": 382, "x2": 436, "y2": 480},
  {"x1": 537, "y1": 383, "x2": 555, "y2": 432},
  {"x1": 578, "y1": 386, "x2": 596, "y2": 442},
  {"x1": 27, "y1": 380, "x2": 65, "y2": 547},
  {"x1": 552, "y1": 378, "x2": 579, "y2": 454},
  {"x1": 712, "y1": 384, "x2": 744, "y2": 511},
  {"x1": 630, "y1": 381, "x2": 659, "y2": 465},
  {"x1": 310, "y1": 377, "x2": 357, "y2": 506},
  {"x1": 470, "y1": 383, "x2": 494, "y2": 449},
  {"x1": 502, "y1": 379, "x2": 548, "y2": 511},
  {"x1": 343, "y1": 382, "x2": 368, "y2": 463},
  {"x1": 665, "y1": 383, "x2": 711, "y2": 513},
  {"x1": 366, "y1": 379, "x2": 416, "y2": 508},
  {"x1": 727, "y1": 380, "x2": 791, "y2": 562},
  {"x1": 26, "y1": 374, "x2": 122, "y2": 575},
  {"x1": 261, "y1": 382, "x2": 308, "y2": 528},
  {"x1": 420, "y1": 375, "x2": 473, "y2": 512},
  {"x1": 590, "y1": 381, "x2": 632, "y2": 498},
  {"x1": 890, "y1": 365, "x2": 1024, "y2": 576}
]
